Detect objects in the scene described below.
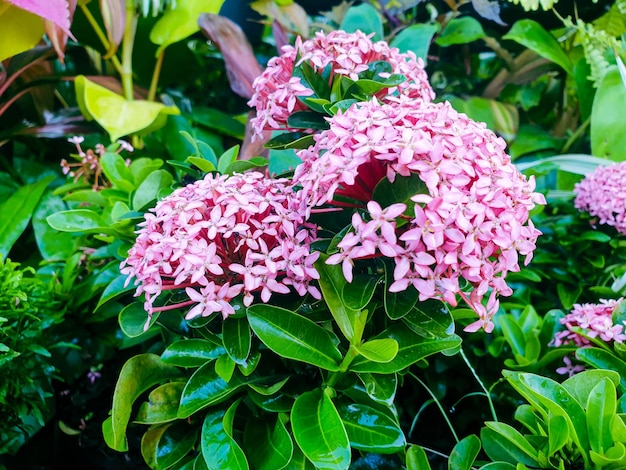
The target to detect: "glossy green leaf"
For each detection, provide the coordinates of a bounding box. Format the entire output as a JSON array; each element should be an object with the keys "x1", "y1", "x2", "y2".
[
  {"x1": 187, "y1": 156, "x2": 216, "y2": 173},
  {"x1": 222, "y1": 317, "x2": 251, "y2": 366},
  {"x1": 350, "y1": 323, "x2": 461, "y2": 373},
  {"x1": 130, "y1": 157, "x2": 165, "y2": 184},
  {"x1": 247, "y1": 376, "x2": 289, "y2": 396},
  {"x1": 95, "y1": 274, "x2": 134, "y2": 311},
  {"x1": 215, "y1": 354, "x2": 236, "y2": 382},
  {"x1": 132, "y1": 170, "x2": 173, "y2": 211},
  {"x1": 0, "y1": 175, "x2": 53, "y2": 260},
  {"x1": 265, "y1": 132, "x2": 315, "y2": 150},
  {"x1": 562, "y1": 369, "x2": 620, "y2": 407},
  {"x1": 316, "y1": 254, "x2": 367, "y2": 342},
  {"x1": 156, "y1": 421, "x2": 198, "y2": 469},
  {"x1": 337, "y1": 402, "x2": 405, "y2": 453},
  {"x1": 190, "y1": 107, "x2": 246, "y2": 139},
  {"x1": 546, "y1": 413, "x2": 569, "y2": 456},
  {"x1": 576, "y1": 348, "x2": 626, "y2": 393},
  {"x1": 405, "y1": 445, "x2": 432, "y2": 470},
  {"x1": 480, "y1": 422, "x2": 542, "y2": 466},
  {"x1": 135, "y1": 382, "x2": 186, "y2": 424},
  {"x1": 502, "y1": 19, "x2": 572, "y2": 75},
  {"x1": 435, "y1": 17, "x2": 485, "y2": 46},
  {"x1": 282, "y1": 445, "x2": 315, "y2": 470},
  {"x1": 449, "y1": 434, "x2": 480, "y2": 470},
  {"x1": 293, "y1": 60, "x2": 331, "y2": 101},
  {"x1": 372, "y1": 173, "x2": 426, "y2": 215},
  {"x1": 224, "y1": 157, "x2": 268, "y2": 175},
  {"x1": 477, "y1": 463, "x2": 516, "y2": 470},
  {"x1": 162, "y1": 339, "x2": 226, "y2": 367},
  {"x1": 291, "y1": 389, "x2": 350, "y2": 470},
  {"x1": 201, "y1": 407, "x2": 248, "y2": 470},
  {"x1": 75, "y1": 75, "x2": 179, "y2": 141},
  {"x1": 46, "y1": 209, "x2": 114, "y2": 235},
  {"x1": 403, "y1": 300, "x2": 454, "y2": 339},
  {"x1": 591, "y1": 67, "x2": 626, "y2": 160},
  {"x1": 142, "y1": 425, "x2": 169, "y2": 469},
  {"x1": 590, "y1": 442, "x2": 626, "y2": 466},
  {"x1": 356, "y1": 339, "x2": 398, "y2": 363},
  {"x1": 101, "y1": 152, "x2": 135, "y2": 192},
  {"x1": 384, "y1": 261, "x2": 418, "y2": 320},
  {"x1": 150, "y1": 0, "x2": 225, "y2": 52},
  {"x1": 340, "y1": 3, "x2": 383, "y2": 41},
  {"x1": 119, "y1": 301, "x2": 159, "y2": 337},
  {"x1": 32, "y1": 191, "x2": 75, "y2": 259},
  {"x1": 342, "y1": 275, "x2": 379, "y2": 310},
  {"x1": 178, "y1": 362, "x2": 246, "y2": 418},
  {"x1": 358, "y1": 372, "x2": 397, "y2": 406},
  {"x1": 217, "y1": 145, "x2": 240, "y2": 174},
  {"x1": 248, "y1": 390, "x2": 294, "y2": 413},
  {"x1": 110, "y1": 354, "x2": 184, "y2": 451},
  {"x1": 586, "y1": 378, "x2": 616, "y2": 455},
  {"x1": 247, "y1": 304, "x2": 342, "y2": 371},
  {"x1": 243, "y1": 416, "x2": 293, "y2": 470},
  {"x1": 287, "y1": 111, "x2": 329, "y2": 130},
  {"x1": 102, "y1": 417, "x2": 122, "y2": 451},
  {"x1": 391, "y1": 24, "x2": 439, "y2": 62}
]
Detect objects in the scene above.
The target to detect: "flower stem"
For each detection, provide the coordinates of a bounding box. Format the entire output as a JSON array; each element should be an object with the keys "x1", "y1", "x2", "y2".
[
  {"x1": 326, "y1": 344, "x2": 360, "y2": 388},
  {"x1": 147, "y1": 47, "x2": 166, "y2": 102},
  {"x1": 121, "y1": 0, "x2": 138, "y2": 101},
  {"x1": 459, "y1": 348, "x2": 498, "y2": 422},
  {"x1": 408, "y1": 371, "x2": 459, "y2": 443},
  {"x1": 78, "y1": 4, "x2": 123, "y2": 76}
]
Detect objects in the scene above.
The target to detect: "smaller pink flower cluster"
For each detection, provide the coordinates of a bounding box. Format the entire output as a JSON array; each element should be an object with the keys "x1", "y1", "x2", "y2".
[
  {"x1": 574, "y1": 161, "x2": 626, "y2": 235},
  {"x1": 248, "y1": 30, "x2": 434, "y2": 138},
  {"x1": 121, "y1": 172, "x2": 320, "y2": 329},
  {"x1": 552, "y1": 298, "x2": 626, "y2": 347}
]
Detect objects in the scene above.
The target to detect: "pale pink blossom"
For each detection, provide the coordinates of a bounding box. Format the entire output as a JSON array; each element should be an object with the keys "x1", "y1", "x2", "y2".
[
  {"x1": 293, "y1": 98, "x2": 545, "y2": 332},
  {"x1": 552, "y1": 298, "x2": 626, "y2": 347},
  {"x1": 121, "y1": 172, "x2": 320, "y2": 330},
  {"x1": 574, "y1": 162, "x2": 626, "y2": 235},
  {"x1": 555, "y1": 356, "x2": 585, "y2": 377},
  {"x1": 248, "y1": 30, "x2": 434, "y2": 138}
]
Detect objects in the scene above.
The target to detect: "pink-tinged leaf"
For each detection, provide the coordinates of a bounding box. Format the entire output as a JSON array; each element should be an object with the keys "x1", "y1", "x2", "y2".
[
  {"x1": 99, "y1": 0, "x2": 126, "y2": 58},
  {"x1": 198, "y1": 13, "x2": 263, "y2": 99},
  {"x1": 44, "y1": 0, "x2": 77, "y2": 62},
  {"x1": 6, "y1": 0, "x2": 72, "y2": 34}
]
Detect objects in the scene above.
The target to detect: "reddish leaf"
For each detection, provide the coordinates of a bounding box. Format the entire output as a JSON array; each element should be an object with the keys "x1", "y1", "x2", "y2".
[
  {"x1": 99, "y1": 0, "x2": 126, "y2": 58},
  {"x1": 7, "y1": 0, "x2": 72, "y2": 34},
  {"x1": 198, "y1": 13, "x2": 263, "y2": 99},
  {"x1": 44, "y1": 0, "x2": 77, "y2": 62}
]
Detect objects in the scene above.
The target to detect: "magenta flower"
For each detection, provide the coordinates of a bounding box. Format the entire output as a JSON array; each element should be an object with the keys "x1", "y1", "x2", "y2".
[
  {"x1": 552, "y1": 298, "x2": 626, "y2": 347},
  {"x1": 574, "y1": 161, "x2": 626, "y2": 235},
  {"x1": 121, "y1": 172, "x2": 320, "y2": 330},
  {"x1": 293, "y1": 98, "x2": 545, "y2": 332},
  {"x1": 248, "y1": 30, "x2": 434, "y2": 138}
]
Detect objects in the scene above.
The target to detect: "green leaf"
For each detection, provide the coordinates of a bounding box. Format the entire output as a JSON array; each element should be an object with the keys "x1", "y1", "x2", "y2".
[
  {"x1": 402, "y1": 300, "x2": 454, "y2": 339},
  {"x1": 187, "y1": 156, "x2": 216, "y2": 173},
  {"x1": 161, "y1": 339, "x2": 226, "y2": 368},
  {"x1": 591, "y1": 67, "x2": 626, "y2": 160},
  {"x1": 222, "y1": 317, "x2": 251, "y2": 366},
  {"x1": 590, "y1": 442, "x2": 626, "y2": 466},
  {"x1": 101, "y1": 152, "x2": 135, "y2": 192},
  {"x1": 224, "y1": 157, "x2": 268, "y2": 175},
  {"x1": 135, "y1": 382, "x2": 186, "y2": 424},
  {"x1": 142, "y1": 425, "x2": 169, "y2": 469},
  {"x1": 150, "y1": 0, "x2": 225, "y2": 52},
  {"x1": 32, "y1": 191, "x2": 75, "y2": 259},
  {"x1": 46, "y1": 209, "x2": 114, "y2": 235},
  {"x1": 562, "y1": 369, "x2": 620, "y2": 407},
  {"x1": 243, "y1": 416, "x2": 293, "y2": 470},
  {"x1": 119, "y1": 301, "x2": 159, "y2": 337},
  {"x1": 215, "y1": 354, "x2": 236, "y2": 382},
  {"x1": 291, "y1": 389, "x2": 350, "y2": 470},
  {"x1": 356, "y1": 339, "x2": 399, "y2": 363},
  {"x1": 287, "y1": 111, "x2": 329, "y2": 130},
  {"x1": 96, "y1": 274, "x2": 135, "y2": 311},
  {"x1": 340, "y1": 3, "x2": 383, "y2": 41},
  {"x1": 391, "y1": 24, "x2": 440, "y2": 63},
  {"x1": 586, "y1": 378, "x2": 616, "y2": 455},
  {"x1": 132, "y1": 170, "x2": 173, "y2": 211},
  {"x1": 201, "y1": 407, "x2": 249, "y2": 470},
  {"x1": 384, "y1": 261, "x2": 418, "y2": 320},
  {"x1": 547, "y1": 414, "x2": 569, "y2": 456},
  {"x1": 316, "y1": 254, "x2": 367, "y2": 343},
  {"x1": 293, "y1": 61, "x2": 331, "y2": 101},
  {"x1": 350, "y1": 323, "x2": 461, "y2": 373},
  {"x1": 190, "y1": 106, "x2": 246, "y2": 139},
  {"x1": 342, "y1": 274, "x2": 379, "y2": 310},
  {"x1": 337, "y1": 402, "x2": 405, "y2": 453},
  {"x1": 357, "y1": 372, "x2": 397, "y2": 406},
  {"x1": 406, "y1": 445, "x2": 432, "y2": 470},
  {"x1": 247, "y1": 304, "x2": 342, "y2": 371},
  {"x1": 448, "y1": 434, "x2": 481, "y2": 470},
  {"x1": 110, "y1": 354, "x2": 184, "y2": 451},
  {"x1": 75, "y1": 75, "x2": 180, "y2": 141},
  {"x1": 0, "y1": 175, "x2": 53, "y2": 260},
  {"x1": 503, "y1": 19, "x2": 572, "y2": 75},
  {"x1": 0, "y1": 5, "x2": 45, "y2": 61},
  {"x1": 217, "y1": 145, "x2": 240, "y2": 174},
  {"x1": 435, "y1": 17, "x2": 485, "y2": 46},
  {"x1": 480, "y1": 422, "x2": 542, "y2": 466},
  {"x1": 372, "y1": 173, "x2": 427, "y2": 215},
  {"x1": 576, "y1": 348, "x2": 626, "y2": 393},
  {"x1": 156, "y1": 421, "x2": 198, "y2": 469},
  {"x1": 178, "y1": 362, "x2": 247, "y2": 418},
  {"x1": 265, "y1": 132, "x2": 315, "y2": 150}
]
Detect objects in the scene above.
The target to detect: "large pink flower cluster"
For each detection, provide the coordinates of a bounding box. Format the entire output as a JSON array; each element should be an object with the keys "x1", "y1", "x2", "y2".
[
  {"x1": 574, "y1": 161, "x2": 626, "y2": 235},
  {"x1": 293, "y1": 97, "x2": 545, "y2": 332},
  {"x1": 248, "y1": 30, "x2": 434, "y2": 138},
  {"x1": 552, "y1": 298, "x2": 626, "y2": 347},
  {"x1": 121, "y1": 172, "x2": 320, "y2": 329}
]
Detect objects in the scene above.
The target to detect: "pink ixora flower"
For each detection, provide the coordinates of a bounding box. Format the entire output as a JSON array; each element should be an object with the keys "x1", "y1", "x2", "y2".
[
  {"x1": 293, "y1": 97, "x2": 546, "y2": 333},
  {"x1": 248, "y1": 30, "x2": 434, "y2": 138},
  {"x1": 121, "y1": 171, "x2": 320, "y2": 330},
  {"x1": 574, "y1": 161, "x2": 626, "y2": 235},
  {"x1": 552, "y1": 298, "x2": 626, "y2": 347}
]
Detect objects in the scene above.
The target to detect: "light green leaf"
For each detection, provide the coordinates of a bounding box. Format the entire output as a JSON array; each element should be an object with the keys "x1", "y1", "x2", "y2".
[
  {"x1": 135, "y1": 382, "x2": 186, "y2": 424},
  {"x1": 357, "y1": 372, "x2": 397, "y2": 406},
  {"x1": 449, "y1": 434, "x2": 481, "y2": 470},
  {"x1": 0, "y1": 5, "x2": 45, "y2": 61},
  {"x1": 132, "y1": 170, "x2": 173, "y2": 211},
  {"x1": 291, "y1": 389, "x2": 350, "y2": 470},
  {"x1": 480, "y1": 422, "x2": 542, "y2": 466},
  {"x1": 406, "y1": 445, "x2": 432, "y2": 470},
  {"x1": 436, "y1": 17, "x2": 485, "y2": 46},
  {"x1": 337, "y1": 402, "x2": 405, "y2": 453},
  {"x1": 32, "y1": 191, "x2": 75, "y2": 260},
  {"x1": 46, "y1": 209, "x2": 114, "y2": 235},
  {"x1": 586, "y1": 378, "x2": 616, "y2": 455},
  {"x1": 391, "y1": 24, "x2": 440, "y2": 63},
  {"x1": 356, "y1": 339, "x2": 399, "y2": 363},
  {"x1": 101, "y1": 152, "x2": 135, "y2": 192},
  {"x1": 342, "y1": 274, "x2": 379, "y2": 310},
  {"x1": 119, "y1": 301, "x2": 159, "y2": 337},
  {"x1": 591, "y1": 67, "x2": 626, "y2": 161},
  {"x1": 247, "y1": 304, "x2": 342, "y2": 371},
  {"x1": 403, "y1": 300, "x2": 454, "y2": 339},
  {"x1": 576, "y1": 348, "x2": 626, "y2": 393},
  {"x1": 340, "y1": 3, "x2": 383, "y2": 41},
  {"x1": 562, "y1": 369, "x2": 620, "y2": 407}
]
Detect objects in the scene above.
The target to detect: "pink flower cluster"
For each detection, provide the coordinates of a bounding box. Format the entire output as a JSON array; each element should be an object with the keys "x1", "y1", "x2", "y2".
[
  {"x1": 248, "y1": 30, "x2": 434, "y2": 138},
  {"x1": 574, "y1": 161, "x2": 626, "y2": 235},
  {"x1": 293, "y1": 98, "x2": 546, "y2": 332},
  {"x1": 552, "y1": 298, "x2": 626, "y2": 347},
  {"x1": 121, "y1": 172, "x2": 320, "y2": 329}
]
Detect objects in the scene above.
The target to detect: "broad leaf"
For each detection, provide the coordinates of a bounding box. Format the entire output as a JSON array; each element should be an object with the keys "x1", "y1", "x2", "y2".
[
  {"x1": 161, "y1": 339, "x2": 226, "y2": 368},
  {"x1": 340, "y1": 3, "x2": 383, "y2": 41},
  {"x1": 119, "y1": 302, "x2": 159, "y2": 337},
  {"x1": 337, "y1": 402, "x2": 405, "y2": 453},
  {"x1": 586, "y1": 378, "x2": 616, "y2": 455},
  {"x1": 402, "y1": 300, "x2": 454, "y2": 339},
  {"x1": 449, "y1": 434, "x2": 481, "y2": 470},
  {"x1": 576, "y1": 348, "x2": 626, "y2": 393},
  {"x1": 132, "y1": 170, "x2": 173, "y2": 211},
  {"x1": 591, "y1": 67, "x2": 626, "y2": 160},
  {"x1": 435, "y1": 17, "x2": 485, "y2": 46},
  {"x1": 480, "y1": 422, "x2": 542, "y2": 466},
  {"x1": 156, "y1": 421, "x2": 198, "y2": 469},
  {"x1": 405, "y1": 445, "x2": 432, "y2": 470},
  {"x1": 356, "y1": 339, "x2": 399, "y2": 363},
  {"x1": 243, "y1": 416, "x2": 293, "y2": 470},
  {"x1": 0, "y1": 5, "x2": 45, "y2": 61},
  {"x1": 222, "y1": 317, "x2": 251, "y2": 366},
  {"x1": 357, "y1": 372, "x2": 397, "y2": 406},
  {"x1": 135, "y1": 382, "x2": 186, "y2": 424},
  {"x1": 201, "y1": 407, "x2": 249, "y2": 470},
  {"x1": 342, "y1": 274, "x2": 379, "y2": 310},
  {"x1": 391, "y1": 24, "x2": 440, "y2": 62}
]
